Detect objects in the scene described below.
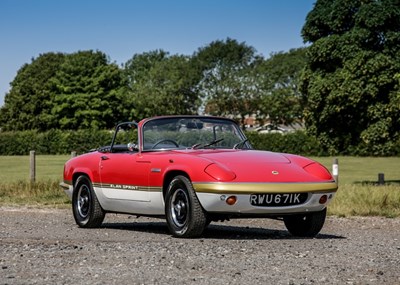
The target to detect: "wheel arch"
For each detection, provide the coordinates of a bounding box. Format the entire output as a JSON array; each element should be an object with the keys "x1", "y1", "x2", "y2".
[
  {"x1": 72, "y1": 170, "x2": 93, "y2": 188},
  {"x1": 162, "y1": 170, "x2": 190, "y2": 199}
]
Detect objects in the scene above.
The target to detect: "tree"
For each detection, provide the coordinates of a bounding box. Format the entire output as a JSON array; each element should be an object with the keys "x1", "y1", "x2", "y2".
[
  {"x1": 123, "y1": 50, "x2": 200, "y2": 120},
  {"x1": 0, "y1": 52, "x2": 65, "y2": 131},
  {"x1": 193, "y1": 38, "x2": 262, "y2": 127},
  {"x1": 258, "y1": 48, "x2": 307, "y2": 126},
  {"x1": 0, "y1": 50, "x2": 126, "y2": 131},
  {"x1": 51, "y1": 50, "x2": 126, "y2": 130},
  {"x1": 301, "y1": 0, "x2": 400, "y2": 154}
]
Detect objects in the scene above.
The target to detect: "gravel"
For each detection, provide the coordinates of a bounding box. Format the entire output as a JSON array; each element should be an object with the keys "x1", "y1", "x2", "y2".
[{"x1": 1, "y1": 207, "x2": 399, "y2": 285}]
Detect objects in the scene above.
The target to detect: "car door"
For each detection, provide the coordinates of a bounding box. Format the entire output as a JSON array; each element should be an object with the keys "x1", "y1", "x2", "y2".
[
  {"x1": 99, "y1": 152, "x2": 151, "y2": 202},
  {"x1": 97, "y1": 121, "x2": 153, "y2": 214}
]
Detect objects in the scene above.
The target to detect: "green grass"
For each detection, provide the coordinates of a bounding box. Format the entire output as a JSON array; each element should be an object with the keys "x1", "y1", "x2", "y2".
[
  {"x1": 311, "y1": 156, "x2": 400, "y2": 186},
  {"x1": 2, "y1": 155, "x2": 398, "y2": 185},
  {"x1": 0, "y1": 155, "x2": 71, "y2": 207},
  {"x1": 0, "y1": 155, "x2": 399, "y2": 217},
  {"x1": 0, "y1": 155, "x2": 71, "y2": 182},
  {"x1": 313, "y1": 157, "x2": 400, "y2": 218}
]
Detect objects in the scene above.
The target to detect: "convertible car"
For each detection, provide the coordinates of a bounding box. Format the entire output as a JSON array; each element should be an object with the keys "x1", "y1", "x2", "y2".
[{"x1": 60, "y1": 116, "x2": 338, "y2": 238}]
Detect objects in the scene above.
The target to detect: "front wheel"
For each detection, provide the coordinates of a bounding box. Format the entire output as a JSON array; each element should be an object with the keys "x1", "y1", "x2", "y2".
[
  {"x1": 72, "y1": 175, "x2": 105, "y2": 228},
  {"x1": 283, "y1": 208, "x2": 327, "y2": 237},
  {"x1": 165, "y1": 175, "x2": 207, "y2": 238}
]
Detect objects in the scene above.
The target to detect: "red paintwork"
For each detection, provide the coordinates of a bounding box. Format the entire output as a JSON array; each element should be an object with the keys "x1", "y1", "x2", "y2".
[{"x1": 63, "y1": 116, "x2": 334, "y2": 188}]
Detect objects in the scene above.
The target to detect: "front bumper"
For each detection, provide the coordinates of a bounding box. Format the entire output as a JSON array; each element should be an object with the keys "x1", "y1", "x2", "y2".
[
  {"x1": 193, "y1": 181, "x2": 338, "y2": 215},
  {"x1": 59, "y1": 182, "x2": 73, "y2": 200}
]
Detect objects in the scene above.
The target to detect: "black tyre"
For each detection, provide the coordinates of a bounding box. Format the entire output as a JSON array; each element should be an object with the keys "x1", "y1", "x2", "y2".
[
  {"x1": 72, "y1": 175, "x2": 105, "y2": 228},
  {"x1": 165, "y1": 175, "x2": 207, "y2": 238},
  {"x1": 283, "y1": 208, "x2": 327, "y2": 237}
]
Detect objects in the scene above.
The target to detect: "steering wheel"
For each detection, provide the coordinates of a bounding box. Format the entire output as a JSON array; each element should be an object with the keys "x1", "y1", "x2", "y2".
[{"x1": 152, "y1": 139, "x2": 179, "y2": 149}]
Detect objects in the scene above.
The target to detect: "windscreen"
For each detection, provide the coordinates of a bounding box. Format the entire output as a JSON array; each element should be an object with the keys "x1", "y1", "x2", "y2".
[{"x1": 142, "y1": 117, "x2": 248, "y2": 150}]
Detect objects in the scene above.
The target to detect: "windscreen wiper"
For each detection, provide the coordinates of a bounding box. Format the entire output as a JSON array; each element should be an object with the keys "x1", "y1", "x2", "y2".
[{"x1": 192, "y1": 138, "x2": 224, "y2": 149}]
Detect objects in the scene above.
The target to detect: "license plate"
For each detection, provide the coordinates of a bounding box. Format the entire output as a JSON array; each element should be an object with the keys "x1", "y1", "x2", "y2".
[{"x1": 250, "y1": 193, "x2": 307, "y2": 207}]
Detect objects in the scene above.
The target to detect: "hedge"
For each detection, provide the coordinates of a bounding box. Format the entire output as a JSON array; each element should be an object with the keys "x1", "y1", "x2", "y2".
[
  {"x1": 245, "y1": 131, "x2": 327, "y2": 156},
  {"x1": 0, "y1": 129, "x2": 113, "y2": 155},
  {"x1": 0, "y1": 129, "x2": 398, "y2": 156}
]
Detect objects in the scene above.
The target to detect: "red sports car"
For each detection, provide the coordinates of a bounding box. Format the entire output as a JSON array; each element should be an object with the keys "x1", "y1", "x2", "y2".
[{"x1": 60, "y1": 116, "x2": 338, "y2": 238}]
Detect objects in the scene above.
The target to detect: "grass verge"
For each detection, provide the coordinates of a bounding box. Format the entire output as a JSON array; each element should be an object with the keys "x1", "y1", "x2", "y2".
[
  {"x1": 0, "y1": 179, "x2": 70, "y2": 208},
  {"x1": 328, "y1": 184, "x2": 400, "y2": 218},
  {"x1": 0, "y1": 155, "x2": 70, "y2": 182}
]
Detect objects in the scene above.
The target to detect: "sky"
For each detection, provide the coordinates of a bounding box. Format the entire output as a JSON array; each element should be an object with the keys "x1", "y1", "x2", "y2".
[{"x1": 0, "y1": 0, "x2": 316, "y2": 106}]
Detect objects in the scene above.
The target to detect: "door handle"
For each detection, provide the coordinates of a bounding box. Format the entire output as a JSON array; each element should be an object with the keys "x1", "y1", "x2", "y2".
[{"x1": 101, "y1": 156, "x2": 109, "y2": 160}]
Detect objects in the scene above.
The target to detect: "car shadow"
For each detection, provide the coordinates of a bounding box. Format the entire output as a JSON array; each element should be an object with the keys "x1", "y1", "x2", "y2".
[
  {"x1": 101, "y1": 221, "x2": 345, "y2": 240},
  {"x1": 203, "y1": 224, "x2": 344, "y2": 240},
  {"x1": 102, "y1": 221, "x2": 169, "y2": 235}
]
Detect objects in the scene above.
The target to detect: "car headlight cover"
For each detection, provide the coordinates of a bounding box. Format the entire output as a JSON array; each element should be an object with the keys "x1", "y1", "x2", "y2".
[
  {"x1": 204, "y1": 163, "x2": 236, "y2": 182},
  {"x1": 303, "y1": 162, "x2": 333, "y2": 180}
]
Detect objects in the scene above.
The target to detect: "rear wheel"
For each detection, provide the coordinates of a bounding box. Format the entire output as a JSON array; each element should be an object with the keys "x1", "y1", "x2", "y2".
[
  {"x1": 165, "y1": 175, "x2": 207, "y2": 238},
  {"x1": 283, "y1": 208, "x2": 326, "y2": 237},
  {"x1": 72, "y1": 175, "x2": 105, "y2": 228}
]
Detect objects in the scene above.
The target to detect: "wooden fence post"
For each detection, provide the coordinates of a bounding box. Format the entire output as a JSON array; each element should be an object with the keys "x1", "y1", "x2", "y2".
[
  {"x1": 332, "y1": 158, "x2": 339, "y2": 184},
  {"x1": 30, "y1": 150, "x2": 36, "y2": 183},
  {"x1": 378, "y1": 173, "x2": 385, "y2": 185}
]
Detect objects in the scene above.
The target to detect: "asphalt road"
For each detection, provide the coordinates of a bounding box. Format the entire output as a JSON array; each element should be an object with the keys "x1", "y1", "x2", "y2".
[{"x1": 1, "y1": 207, "x2": 399, "y2": 285}]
